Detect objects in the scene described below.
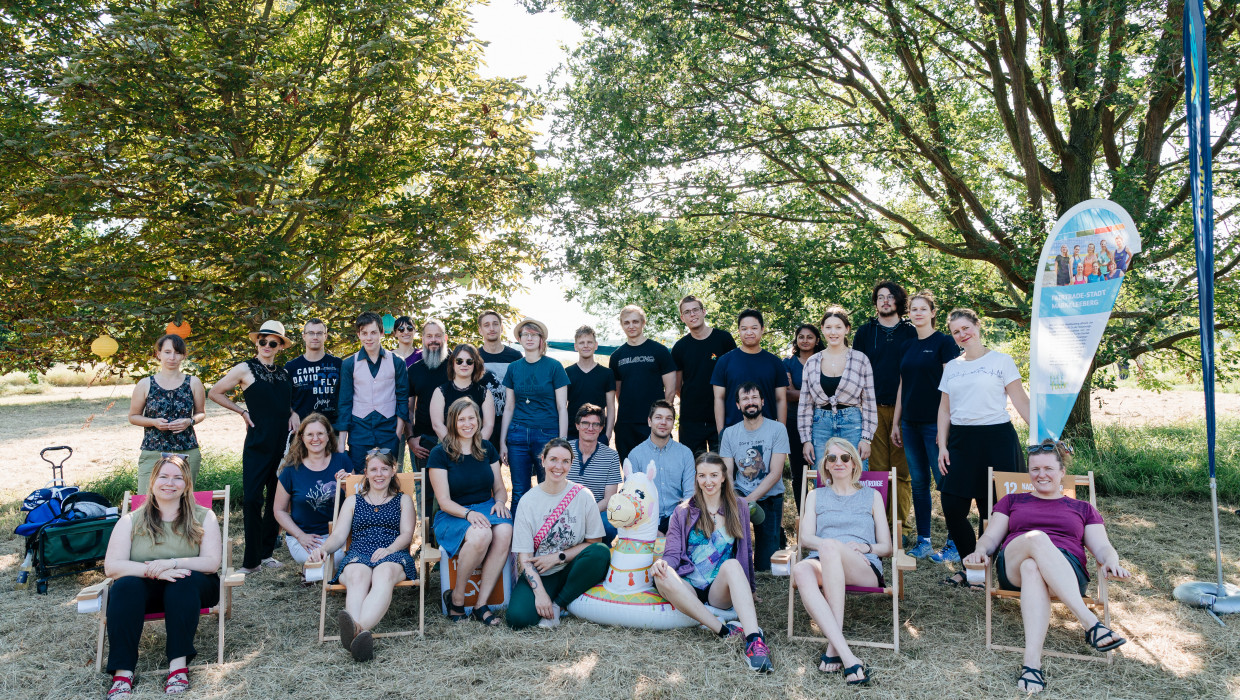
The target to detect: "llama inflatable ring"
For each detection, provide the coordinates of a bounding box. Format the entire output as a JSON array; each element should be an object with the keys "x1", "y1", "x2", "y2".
[{"x1": 567, "y1": 460, "x2": 739, "y2": 629}]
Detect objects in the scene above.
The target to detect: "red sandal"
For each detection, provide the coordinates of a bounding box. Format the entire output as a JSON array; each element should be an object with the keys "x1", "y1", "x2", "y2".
[
  {"x1": 164, "y1": 668, "x2": 189, "y2": 695},
  {"x1": 107, "y1": 674, "x2": 135, "y2": 699}
]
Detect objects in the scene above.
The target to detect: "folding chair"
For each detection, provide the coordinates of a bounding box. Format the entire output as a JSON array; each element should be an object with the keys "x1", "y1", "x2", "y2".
[
  {"x1": 315, "y1": 472, "x2": 425, "y2": 642},
  {"x1": 771, "y1": 469, "x2": 916, "y2": 652},
  {"x1": 962, "y1": 468, "x2": 1120, "y2": 663},
  {"x1": 74, "y1": 487, "x2": 245, "y2": 672}
]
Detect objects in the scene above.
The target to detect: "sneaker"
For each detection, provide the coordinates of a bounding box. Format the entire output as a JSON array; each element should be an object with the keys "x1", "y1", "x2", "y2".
[
  {"x1": 260, "y1": 557, "x2": 284, "y2": 569},
  {"x1": 744, "y1": 633, "x2": 774, "y2": 673},
  {"x1": 721, "y1": 620, "x2": 744, "y2": 638},
  {"x1": 237, "y1": 565, "x2": 261, "y2": 575},
  {"x1": 538, "y1": 603, "x2": 562, "y2": 628},
  {"x1": 906, "y1": 538, "x2": 934, "y2": 560},
  {"x1": 930, "y1": 540, "x2": 960, "y2": 564}
]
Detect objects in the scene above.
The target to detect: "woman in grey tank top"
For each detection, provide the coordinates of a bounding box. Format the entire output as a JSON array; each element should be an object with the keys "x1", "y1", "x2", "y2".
[{"x1": 791, "y1": 437, "x2": 891, "y2": 686}]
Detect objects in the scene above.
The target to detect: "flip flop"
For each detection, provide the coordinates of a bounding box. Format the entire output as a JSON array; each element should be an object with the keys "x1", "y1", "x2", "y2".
[
  {"x1": 819, "y1": 653, "x2": 842, "y2": 673},
  {"x1": 843, "y1": 663, "x2": 871, "y2": 686}
]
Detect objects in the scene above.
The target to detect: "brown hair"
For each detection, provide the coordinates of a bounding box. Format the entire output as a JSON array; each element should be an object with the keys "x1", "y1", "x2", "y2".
[
  {"x1": 909, "y1": 290, "x2": 937, "y2": 314},
  {"x1": 134, "y1": 453, "x2": 204, "y2": 547},
  {"x1": 1028, "y1": 438, "x2": 1073, "y2": 471},
  {"x1": 442, "y1": 397, "x2": 486, "y2": 461},
  {"x1": 678, "y1": 295, "x2": 704, "y2": 313},
  {"x1": 448, "y1": 343, "x2": 485, "y2": 383},
  {"x1": 281, "y1": 413, "x2": 338, "y2": 469},
  {"x1": 947, "y1": 308, "x2": 982, "y2": 328},
  {"x1": 540, "y1": 437, "x2": 574, "y2": 464},
  {"x1": 818, "y1": 305, "x2": 852, "y2": 330},
  {"x1": 152, "y1": 333, "x2": 188, "y2": 358},
  {"x1": 361, "y1": 451, "x2": 402, "y2": 499},
  {"x1": 690, "y1": 452, "x2": 744, "y2": 539},
  {"x1": 574, "y1": 325, "x2": 597, "y2": 341}
]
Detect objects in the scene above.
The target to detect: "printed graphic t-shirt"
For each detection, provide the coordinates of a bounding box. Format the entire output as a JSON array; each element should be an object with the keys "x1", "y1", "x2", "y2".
[
  {"x1": 276, "y1": 452, "x2": 351, "y2": 536},
  {"x1": 719, "y1": 417, "x2": 790, "y2": 497},
  {"x1": 610, "y1": 339, "x2": 676, "y2": 424},
  {"x1": 285, "y1": 354, "x2": 343, "y2": 422}
]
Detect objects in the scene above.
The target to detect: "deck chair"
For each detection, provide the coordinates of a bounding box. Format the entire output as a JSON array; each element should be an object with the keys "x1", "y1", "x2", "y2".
[
  {"x1": 962, "y1": 468, "x2": 1120, "y2": 664},
  {"x1": 771, "y1": 469, "x2": 916, "y2": 652},
  {"x1": 315, "y1": 472, "x2": 426, "y2": 642},
  {"x1": 74, "y1": 487, "x2": 244, "y2": 672}
]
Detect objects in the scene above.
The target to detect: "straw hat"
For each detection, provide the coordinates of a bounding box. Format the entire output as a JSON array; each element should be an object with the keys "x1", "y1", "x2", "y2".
[
  {"x1": 248, "y1": 320, "x2": 291, "y2": 348},
  {"x1": 512, "y1": 317, "x2": 550, "y2": 342}
]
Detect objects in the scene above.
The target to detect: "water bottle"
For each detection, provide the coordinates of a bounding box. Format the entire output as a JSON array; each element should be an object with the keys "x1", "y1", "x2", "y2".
[{"x1": 15, "y1": 552, "x2": 33, "y2": 589}]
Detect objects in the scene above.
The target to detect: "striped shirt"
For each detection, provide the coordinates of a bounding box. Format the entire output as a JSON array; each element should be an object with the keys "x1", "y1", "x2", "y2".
[
  {"x1": 569, "y1": 439, "x2": 623, "y2": 504},
  {"x1": 797, "y1": 349, "x2": 877, "y2": 443}
]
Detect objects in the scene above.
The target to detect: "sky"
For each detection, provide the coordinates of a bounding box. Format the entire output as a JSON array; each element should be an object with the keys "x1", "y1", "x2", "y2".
[{"x1": 468, "y1": 2, "x2": 612, "y2": 342}]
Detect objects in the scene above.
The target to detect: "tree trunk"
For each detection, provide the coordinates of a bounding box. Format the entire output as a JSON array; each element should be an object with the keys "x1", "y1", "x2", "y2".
[{"x1": 1061, "y1": 364, "x2": 1096, "y2": 451}]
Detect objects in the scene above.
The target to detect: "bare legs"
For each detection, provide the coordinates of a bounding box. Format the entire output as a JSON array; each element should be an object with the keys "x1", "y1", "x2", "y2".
[
  {"x1": 792, "y1": 539, "x2": 879, "y2": 682},
  {"x1": 452, "y1": 523, "x2": 513, "y2": 607},
  {"x1": 653, "y1": 559, "x2": 759, "y2": 634},
  {"x1": 340, "y1": 561, "x2": 406, "y2": 631}
]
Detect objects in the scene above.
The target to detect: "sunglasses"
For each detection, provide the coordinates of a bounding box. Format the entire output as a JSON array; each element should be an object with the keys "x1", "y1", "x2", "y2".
[
  {"x1": 824, "y1": 453, "x2": 852, "y2": 464},
  {"x1": 454, "y1": 357, "x2": 474, "y2": 366},
  {"x1": 160, "y1": 452, "x2": 190, "y2": 461},
  {"x1": 1027, "y1": 440, "x2": 1074, "y2": 455},
  {"x1": 257, "y1": 338, "x2": 282, "y2": 349},
  {"x1": 366, "y1": 447, "x2": 391, "y2": 456},
  {"x1": 394, "y1": 325, "x2": 414, "y2": 332}
]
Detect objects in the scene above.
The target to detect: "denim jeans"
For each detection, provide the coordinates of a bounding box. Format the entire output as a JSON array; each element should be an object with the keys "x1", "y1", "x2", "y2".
[
  {"x1": 506, "y1": 423, "x2": 558, "y2": 516},
  {"x1": 810, "y1": 406, "x2": 865, "y2": 475},
  {"x1": 901, "y1": 419, "x2": 942, "y2": 539},
  {"x1": 751, "y1": 494, "x2": 784, "y2": 572}
]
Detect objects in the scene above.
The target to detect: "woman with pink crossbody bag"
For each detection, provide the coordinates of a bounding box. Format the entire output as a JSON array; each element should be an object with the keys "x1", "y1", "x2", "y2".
[{"x1": 507, "y1": 439, "x2": 611, "y2": 629}]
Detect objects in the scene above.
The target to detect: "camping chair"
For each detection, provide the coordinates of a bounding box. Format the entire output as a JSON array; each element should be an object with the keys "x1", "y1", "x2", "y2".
[
  {"x1": 771, "y1": 470, "x2": 916, "y2": 652},
  {"x1": 962, "y1": 468, "x2": 1121, "y2": 664},
  {"x1": 314, "y1": 472, "x2": 426, "y2": 642},
  {"x1": 74, "y1": 487, "x2": 244, "y2": 672}
]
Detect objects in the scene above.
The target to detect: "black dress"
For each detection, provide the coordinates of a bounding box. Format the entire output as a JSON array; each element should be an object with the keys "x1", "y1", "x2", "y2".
[{"x1": 241, "y1": 358, "x2": 292, "y2": 568}]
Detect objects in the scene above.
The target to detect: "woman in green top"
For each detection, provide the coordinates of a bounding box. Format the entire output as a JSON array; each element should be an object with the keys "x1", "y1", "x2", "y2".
[{"x1": 102, "y1": 453, "x2": 222, "y2": 699}]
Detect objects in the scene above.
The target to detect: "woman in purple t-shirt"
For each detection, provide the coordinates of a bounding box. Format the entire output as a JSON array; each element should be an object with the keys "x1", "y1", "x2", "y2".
[{"x1": 963, "y1": 439, "x2": 1130, "y2": 693}]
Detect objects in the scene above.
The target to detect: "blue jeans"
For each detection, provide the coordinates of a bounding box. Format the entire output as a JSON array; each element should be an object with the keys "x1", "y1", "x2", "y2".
[
  {"x1": 810, "y1": 406, "x2": 865, "y2": 474},
  {"x1": 506, "y1": 423, "x2": 557, "y2": 516},
  {"x1": 751, "y1": 494, "x2": 784, "y2": 572},
  {"x1": 901, "y1": 419, "x2": 942, "y2": 539}
]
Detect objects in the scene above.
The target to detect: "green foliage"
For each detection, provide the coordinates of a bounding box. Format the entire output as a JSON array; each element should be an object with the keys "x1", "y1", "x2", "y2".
[
  {"x1": 0, "y1": 0, "x2": 545, "y2": 376},
  {"x1": 1077, "y1": 421, "x2": 1240, "y2": 502},
  {"x1": 84, "y1": 450, "x2": 245, "y2": 508},
  {"x1": 536, "y1": 0, "x2": 1240, "y2": 420}
]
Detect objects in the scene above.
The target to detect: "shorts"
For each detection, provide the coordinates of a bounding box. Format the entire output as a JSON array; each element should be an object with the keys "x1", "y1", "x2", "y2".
[
  {"x1": 693, "y1": 584, "x2": 713, "y2": 604},
  {"x1": 997, "y1": 546, "x2": 1088, "y2": 597}
]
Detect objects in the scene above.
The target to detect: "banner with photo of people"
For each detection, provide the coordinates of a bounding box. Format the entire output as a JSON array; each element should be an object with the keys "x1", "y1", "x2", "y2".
[{"x1": 1029, "y1": 199, "x2": 1142, "y2": 442}]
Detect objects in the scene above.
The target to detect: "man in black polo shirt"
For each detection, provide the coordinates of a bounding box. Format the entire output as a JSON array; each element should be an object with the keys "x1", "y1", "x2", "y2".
[
  {"x1": 609, "y1": 304, "x2": 676, "y2": 462},
  {"x1": 671, "y1": 295, "x2": 736, "y2": 455}
]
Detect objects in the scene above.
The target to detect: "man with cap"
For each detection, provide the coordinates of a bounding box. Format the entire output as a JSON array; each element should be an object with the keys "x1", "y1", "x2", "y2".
[
  {"x1": 335, "y1": 311, "x2": 410, "y2": 473},
  {"x1": 209, "y1": 320, "x2": 295, "y2": 573}
]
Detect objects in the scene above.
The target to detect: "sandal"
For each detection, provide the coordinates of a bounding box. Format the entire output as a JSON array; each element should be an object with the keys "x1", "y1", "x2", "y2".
[
  {"x1": 107, "y1": 674, "x2": 136, "y2": 700},
  {"x1": 164, "y1": 668, "x2": 189, "y2": 695},
  {"x1": 843, "y1": 663, "x2": 871, "y2": 686},
  {"x1": 1085, "y1": 621, "x2": 1127, "y2": 652},
  {"x1": 442, "y1": 589, "x2": 467, "y2": 622},
  {"x1": 941, "y1": 572, "x2": 984, "y2": 591},
  {"x1": 471, "y1": 605, "x2": 501, "y2": 627},
  {"x1": 1017, "y1": 665, "x2": 1045, "y2": 693},
  {"x1": 818, "y1": 653, "x2": 842, "y2": 673}
]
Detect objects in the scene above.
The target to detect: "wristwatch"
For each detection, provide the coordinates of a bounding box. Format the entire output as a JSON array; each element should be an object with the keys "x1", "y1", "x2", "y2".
[{"x1": 558, "y1": 552, "x2": 566, "y2": 562}]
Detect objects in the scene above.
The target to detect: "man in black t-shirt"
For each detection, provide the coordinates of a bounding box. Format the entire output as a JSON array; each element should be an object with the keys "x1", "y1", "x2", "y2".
[
  {"x1": 852, "y1": 280, "x2": 917, "y2": 543},
  {"x1": 406, "y1": 319, "x2": 449, "y2": 470},
  {"x1": 566, "y1": 325, "x2": 616, "y2": 441},
  {"x1": 477, "y1": 309, "x2": 522, "y2": 437},
  {"x1": 671, "y1": 295, "x2": 736, "y2": 455},
  {"x1": 610, "y1": 304, "x2": 677, "y2": 462},
  {"x1": 285, "y1": 318, "x2": 342, "y2": 425}
]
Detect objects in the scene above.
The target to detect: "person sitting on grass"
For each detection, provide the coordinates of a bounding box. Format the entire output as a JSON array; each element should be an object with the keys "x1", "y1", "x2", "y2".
[
  {"x1": 792, "y1": 437, "x2": 891, "y2": 687},
  {"x1": 307, "y1": 450, "x2": 417, "y2": 662},
  {"x1": 274, "y1": 413, "x2": 351, "y2": 570},
  {"x1": 650, "y1": 452, "x2": 772, "y2": 673},
  {"x1": 429, "y1": 397, "x2": 512, "y2": 626},
  {"x1": 507, "y1": 439, "x2": 610, "y2": 629},
  {"x1": 102, "y1": 453, "x2": 222, "y2": 699},
  {"x1": 962, "y1": 439, "x2": 1130, "y2": 694}
]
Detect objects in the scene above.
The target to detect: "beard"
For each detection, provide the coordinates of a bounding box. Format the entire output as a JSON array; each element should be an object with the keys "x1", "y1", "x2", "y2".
[
  {"x1": 422, "y1": 344, "x2": 448, "y2": 370},
  {"x1": 741, "y1": 405, "x2": 763, "y2": 419}
]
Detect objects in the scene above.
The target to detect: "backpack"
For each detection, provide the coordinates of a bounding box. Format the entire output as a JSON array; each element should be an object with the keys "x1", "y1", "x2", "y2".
[{"x1": 16, "y1": 490, "x2": 112, "y2": 537}]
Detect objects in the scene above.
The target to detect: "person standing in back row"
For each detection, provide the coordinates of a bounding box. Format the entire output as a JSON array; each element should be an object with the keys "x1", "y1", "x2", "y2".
[
  {"x1": 565, "y1": 325, "x2": 616, "y2": 442},
  {"x1": 285, "y1": 318, "x2": 342, "y2": 427},
  {"x1": 610, "y1": 305, "x2": 677, "y2": 462},
  {"x1": 501, "y1": 318, "x2": 570, "y2": 515},
  {"x1": 477, "y1": 310, "x2": 522, "y2": 443},
  {"x1": 783, "y1": 324, "x2": 824, "y2": 512},
  {"x1": 406, "y1": 319, "x2": 449, "y2": 470},
  {"x1": 335, "y1": 312, "x2": 409, "y2": 474},
  {"x1": 853, "y1": 281, "x2": 917, "y2": 546},
  {"x1": 711, "y1": 309, "x2": 788, "y2": 434},
  {"x1": 672, "y1": 295, "x2": 737, "y2": 455},
  {"x1": 208, "y1": 320, "x2": 294, "y2": 574}
]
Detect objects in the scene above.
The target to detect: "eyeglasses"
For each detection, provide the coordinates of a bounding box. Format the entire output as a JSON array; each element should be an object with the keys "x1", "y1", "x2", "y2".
[
  {"x1": 454, "y1": 357, "x2": 474, "y2": 366},
  {"x1": 823, "y1": 453, "x2": 852, "y2": 464},
  {"x1": 1027, "y1": 440, "x2": 1073, "y2": 456},
  {"x1": 520, "y1": 332, "x2": 542, "y2": 339},
  {"x1": 577, "y1": 421, "x2": 602, "y2": 430},
  {"x1": 303, "y1": 331, "x2": 326, "y2": 337},
  {"x1": 366, "y1": 447, "x2": 391, "y2": 456},
  {"x1": 257, "y1": 338, "x2": 282, "y2": 349},
  {"x1": 876, "y1": 294, "x2": 895, "y2": 302}
]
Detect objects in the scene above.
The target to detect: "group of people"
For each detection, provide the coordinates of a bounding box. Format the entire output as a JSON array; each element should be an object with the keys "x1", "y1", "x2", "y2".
[
  {"x1": 1052, "y1": 234, "x2": 1132, "y2": 286},
  {"x1": 108, "y1": 285, "x2": 1131, "y2": 697}
]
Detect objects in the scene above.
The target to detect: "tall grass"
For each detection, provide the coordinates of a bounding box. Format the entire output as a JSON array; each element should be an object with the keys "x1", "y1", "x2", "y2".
[
  {"x1": 83, "y1": 450, "x2": 245, "y2": 507},
  {"x1": 1077, "y1": 420, "x2": 1240, "y2": 502}
]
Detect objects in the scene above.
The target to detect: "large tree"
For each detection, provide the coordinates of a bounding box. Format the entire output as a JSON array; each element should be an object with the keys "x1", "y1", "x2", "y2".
[
  {"x1": 537, "y1": 0, "x2": 1239, "y2": 440},
  {"x1": 0, "y1": 0, "x2": 542, "y2": 374}
]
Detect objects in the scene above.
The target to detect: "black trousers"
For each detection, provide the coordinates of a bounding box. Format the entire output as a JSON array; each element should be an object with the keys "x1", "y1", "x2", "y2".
[
  {"x1": 677, "y1": 420, "x2": 720, "y2": 457},
  {"x1": 613, "y1": 422, "x2": 651, "y2": 464},
  {"x1": 786, "y1": 419, "x2": 808, "y2": 513},
  {"x1": 242, "y1": 443, "x2": 282, "y2": 568},
  {"x1": 106, "y1": 572, "x2": 220, "y2": 673},
  {"x1": 941, "y1": 492, "x2": 990, "y2": 558}
]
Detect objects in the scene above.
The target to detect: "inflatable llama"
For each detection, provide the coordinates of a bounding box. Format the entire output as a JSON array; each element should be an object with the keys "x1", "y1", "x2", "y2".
[{"x1": 567, "y1": 460, "x2": 738, "y2": 629}]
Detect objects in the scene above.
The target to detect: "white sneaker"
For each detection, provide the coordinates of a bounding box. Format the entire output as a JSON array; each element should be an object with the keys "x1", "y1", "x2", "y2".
[
  {"x1": 260, "y1": 557, "x2": 284, "y2": 569},
  {"x1": 538, "y1": 604, "x2": 562, "y2": 628}
]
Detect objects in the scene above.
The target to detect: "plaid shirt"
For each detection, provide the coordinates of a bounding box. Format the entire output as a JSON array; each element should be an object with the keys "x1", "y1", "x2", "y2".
[{"x1": 797, "y1": 349, "x2": 877, "y2": 443}]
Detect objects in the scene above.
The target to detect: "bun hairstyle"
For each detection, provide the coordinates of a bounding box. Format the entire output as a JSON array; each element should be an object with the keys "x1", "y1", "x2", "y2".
[
  {"x1": 909, "y1": 290, "x2": 937, "y2": 314},
  {"x1": 947, "y1": 307, "x2": 981, "y2": 328}
]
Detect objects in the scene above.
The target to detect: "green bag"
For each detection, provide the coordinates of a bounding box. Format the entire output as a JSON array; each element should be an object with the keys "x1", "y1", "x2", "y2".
[{"x1": 35, "y1": 515, "x2": 117, "y2": 569}]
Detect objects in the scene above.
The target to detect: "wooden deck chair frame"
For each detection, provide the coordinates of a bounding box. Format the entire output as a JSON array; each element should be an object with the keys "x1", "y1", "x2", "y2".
[
  {"x1": 74, "y1": 487, "x2": 245, "y2": 673},
  {"x1": 315, "y1": 471, "x2": 426, "y2": 642},
  {"x1": 963, "y1": 468, "x2": 1118, "y2": 664},
  {"x1": 772, "y1": 469, "x2": 916, "y2": 652}
]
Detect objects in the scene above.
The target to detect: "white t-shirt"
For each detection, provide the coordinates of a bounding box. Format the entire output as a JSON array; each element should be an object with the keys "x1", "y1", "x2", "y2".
[
  {"x1": 937, "y1": 351, "x2": 1022, "y2": 425},
  {"x1": 512, "y1": 480, "x2": 605, "y2": 576}
]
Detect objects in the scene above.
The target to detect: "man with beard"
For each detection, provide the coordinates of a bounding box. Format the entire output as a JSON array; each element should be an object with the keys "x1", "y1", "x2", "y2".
[
  {"x1": 719, "y1": 383, "x2": 789, "y2": 571},
  {"x1": 335, "y1": 312, "x2": 409, "y2": 473},
  {"x1": 406, "y1": 318, "x2": 448, "y2": 470},
  {"x1": 625, "y1": 400, "x2": 695, "y2": 535},
  {"x1": 671, "y1": 295, "x2": 736, "y2": 454},
  {"x1": 853, "y1": 281, "x2": 917, "y2": 544},
  {"x1": 478, "y1": 309, "x2": 521, "y2": 441},
  {"x1": 286, "y1": 318, "x2": 342, "y2": 425}
]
